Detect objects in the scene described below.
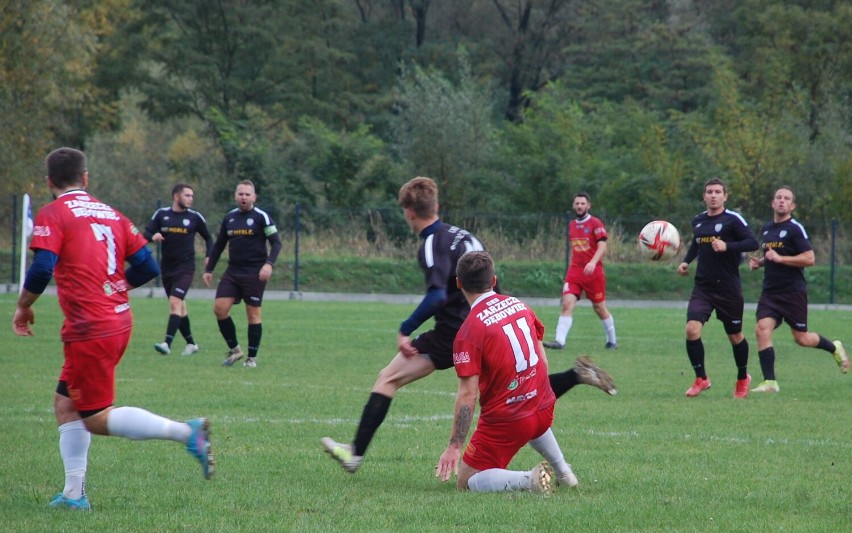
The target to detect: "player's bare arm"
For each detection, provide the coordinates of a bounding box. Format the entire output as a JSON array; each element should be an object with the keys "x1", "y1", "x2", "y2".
[
  {"x1": 436, "y1": 375, "x2": 478, "y2": 482},
  {"x1": 13, "y1": 289, "x2": 40, "y2": 336}
]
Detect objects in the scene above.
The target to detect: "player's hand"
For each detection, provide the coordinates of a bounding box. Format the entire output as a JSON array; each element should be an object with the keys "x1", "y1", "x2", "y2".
[
  {"x1": 12, "y1": 306, "x2": 35, "y2": 336},
  {"x1": 202, "y1": 272, "x2": 213, "y2": 287},
  {"x1": 748, "y1": 257, "x2": 761, "y2": 270},
  {"x1": 435, "y1": 446, "x2": 460, "y2": 482},
  {"x1": 676, "y1": 262, "x2": 689, "y2": 276},
  {"x1": 711, "y1": 237, "x2": 727, "y2": 252},
  {"x1": 259, "y1": 263, "x2": 273, "y2": 281},
  {"x1": 583, "y1": 262, "x2": 596, "y2": 276},
  {"x1": 764, "y1": 249, "x2": 780, "y2": 263},
  {"x1": 151, "y1": 232, "x2": 164, "y2": 242},
  {"x1": 397, "y1": 333, "x2": 418, "y2": 358}
]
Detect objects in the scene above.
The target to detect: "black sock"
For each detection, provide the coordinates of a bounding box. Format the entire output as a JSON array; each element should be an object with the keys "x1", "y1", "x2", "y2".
[
  {"x1": 179, "y1": 315, "x2": 195, "y2": 345},
  {"x1": 353, "y1": 393, "x2": 392, "y2": 457},
  {"x1": 816, "y1": 335, "x2": 835, "y2": 353},
  {"x1": 247, "y1": 323, "x2": 262, "y2": 358},
  {"x1": 733, "y1": 339, "x2": 749, "y2": 380},
  {"x1": 165, "y1": 314, "x2": 182, "y2": 346},
  {"x1": 686, "y1": 339, "x2": 706, "y2": 379},
  {"x1": 217, "y1": 317, "x2": 239, "y2": 349},
  {"x1": 758, "y1": 347, "x2": 776, "y2": 380},
  {"x1": 549, "y1": 369, "x2": 580, "y2": 399}
]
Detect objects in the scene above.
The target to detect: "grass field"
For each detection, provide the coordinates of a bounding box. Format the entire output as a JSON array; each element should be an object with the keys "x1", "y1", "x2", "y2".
[{"x1": 1, "y1": 294, "x2": 850, "y2": 532}]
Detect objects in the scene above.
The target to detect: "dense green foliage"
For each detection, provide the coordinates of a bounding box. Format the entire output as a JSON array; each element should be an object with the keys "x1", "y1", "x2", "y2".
[{"x1": 1, "y1": 1, "x2": 850, "y2": 252}]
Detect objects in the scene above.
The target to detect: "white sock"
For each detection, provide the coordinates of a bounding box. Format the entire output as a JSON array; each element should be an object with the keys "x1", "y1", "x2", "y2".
[
  {"x1": 59, "y1": 420, "x2": 90, "y2": 500},
  {"x1": 467, "y1": 469, "x2": 531, "y2": 492},
  {"x1": 106, "y1": 406, "x2": 191, "y2": 443},
  {"x1": 555, "y1": 316, "x2": 573, "y2": 345},
  {"x1": 528, "y1": 428, "x2": 571, "y2": 479},
  {"x1": 602, "y1": 315, "x2": 616, "y2": 344}
]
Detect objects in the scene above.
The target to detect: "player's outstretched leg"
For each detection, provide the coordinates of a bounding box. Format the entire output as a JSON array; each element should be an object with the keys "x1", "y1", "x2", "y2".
[{"x1": 573, "y1": 356, "x2": 617, "y2": 395}]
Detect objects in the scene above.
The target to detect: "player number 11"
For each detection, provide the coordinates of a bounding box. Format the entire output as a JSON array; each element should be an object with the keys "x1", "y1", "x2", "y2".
[{"x1": 501, "y1": 317, "x2": 539, "y2": 372}]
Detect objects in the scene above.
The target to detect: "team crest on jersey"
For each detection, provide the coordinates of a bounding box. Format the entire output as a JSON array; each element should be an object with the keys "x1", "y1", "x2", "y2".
[
  {"x1": 183, "y1": 219, "x2": 190, "y2": 226},
  {"x1": 33, "y1": 225, "x2": 51, "y2": 237},
  {"x1": 780, "y1": 230, "x2": 787, "y2": 238},
  {"x1": 131, "y1": 225, "x2": 140, "y2": 234},
  {"x1": 507, "y1": 379, "x2": 519, "y2": 391},
  {"x1": 715, "y1": 223, "x2": 723, "y2": 232},
  {"x1": 247, "y1": 218, "x2": 254, "y2": 226}
]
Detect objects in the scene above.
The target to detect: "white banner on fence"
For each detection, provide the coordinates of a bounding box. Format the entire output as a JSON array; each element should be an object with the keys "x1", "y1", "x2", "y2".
[{"x1": 19, "y1": 193, "x2": 33, "y2": 294}]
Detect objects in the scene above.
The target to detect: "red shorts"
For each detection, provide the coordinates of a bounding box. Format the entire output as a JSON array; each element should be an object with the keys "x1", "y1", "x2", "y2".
[
  {"x1": 463, "y1": 403, "x2": 555, "y2": 471},
  {"x1": 59, "y1": 332, "x2": 131, "y2": 412},
  {"x1": 563, "y1": 267, "x2": 606, "y2": 303}
]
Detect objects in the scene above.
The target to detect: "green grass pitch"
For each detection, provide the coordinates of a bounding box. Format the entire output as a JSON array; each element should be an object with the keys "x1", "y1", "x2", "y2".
[{"x1": 2, "y1": 294, "x2": 850, "y2": 531}]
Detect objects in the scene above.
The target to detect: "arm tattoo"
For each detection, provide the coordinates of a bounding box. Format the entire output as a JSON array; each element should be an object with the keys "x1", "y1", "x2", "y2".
[{"x1": 450, "y1": 404, "x2": 473, "y2": 446}]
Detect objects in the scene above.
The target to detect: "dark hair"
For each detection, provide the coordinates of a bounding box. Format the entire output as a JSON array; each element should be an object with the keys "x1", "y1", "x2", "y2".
[
  {"x1": 398, "y1": 176, "x2": 438, "y2": 219},
  {"x1": 456, "y1": 251, "x2": 495, "y2": 294},
  {"x1": 172, "y1": 182, "x2": 194, "y2": 196},
  {"x1": 703, "y1": 177, "x2": 727, "y2": 193},
  {"x1": 45, "y1": 147, "x2": 86, "y2": 189},
  {"x1": 574, "y1": 192, "x2": 591, "y2": 202}
]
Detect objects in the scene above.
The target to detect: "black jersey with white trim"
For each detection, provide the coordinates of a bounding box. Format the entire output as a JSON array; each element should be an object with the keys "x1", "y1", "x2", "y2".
[
  {"x1": 683, "y1": 209, "x2": 758, "y2": 291},
  {"x1": 758, "y1": 218, "x2": 811, "y2": 293},
  {"x1": 207, "y1": 207, "x2": 282, "y2": 274},
  {"x1": 143, "y1": 208, "x2": 213, "y2": 273}
]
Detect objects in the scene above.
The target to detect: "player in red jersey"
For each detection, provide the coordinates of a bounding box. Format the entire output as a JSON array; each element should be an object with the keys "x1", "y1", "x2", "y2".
[
  {"x1": 436, "y1": 251, "x2": 577, "y2": 493},
  {"x1": 12, "y1": 148, "x2": 214, "y2": 511},
  {"x1": 543, "y1": 192, "x2": 618, "y2": 350}
]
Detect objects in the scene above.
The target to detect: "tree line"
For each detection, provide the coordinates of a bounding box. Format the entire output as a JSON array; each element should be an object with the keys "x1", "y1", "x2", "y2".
[{"x1": 2, "y1": 0, "x2": 850, "y2": 242}]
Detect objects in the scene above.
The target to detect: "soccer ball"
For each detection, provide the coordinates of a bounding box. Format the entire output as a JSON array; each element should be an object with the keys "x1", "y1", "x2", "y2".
[{"x1": 639, "y1": 220, "x2": 680, "y2": 261}]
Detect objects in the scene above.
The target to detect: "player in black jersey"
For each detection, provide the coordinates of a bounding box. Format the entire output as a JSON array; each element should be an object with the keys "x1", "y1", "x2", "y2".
[
  {"x1": 677, "y1": 178, "x2": 759, "y2": 399},
  {"x1": 321, "y1": 176, "x2": 616, "y2": 474},
  {"x1": 747, "y1": 187, "x2": 848, "y2": 393},
  {"x1": 144, "y1": 183, "x2": 213, "y2": 356},
  {"x1": 202, "y1": 180, "x2": 282, "y2": 368}
]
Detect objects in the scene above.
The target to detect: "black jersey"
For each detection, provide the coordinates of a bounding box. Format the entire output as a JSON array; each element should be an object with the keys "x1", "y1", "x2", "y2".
[
  {"x1": 682, "y1": 209, "x2": 758, "y2": 291},
  {"x1": 206, "y1": 207, "x2": 282, "y2": 274},
  {"x1": 758, "y1": 218, "x2": 811, "y2": 293},
  {"x1": 143, "y1": 208, "x2": 213, "y2": 273},
  {"x1": 417, "y1": 220, "x2": 485, "y2": 331}
]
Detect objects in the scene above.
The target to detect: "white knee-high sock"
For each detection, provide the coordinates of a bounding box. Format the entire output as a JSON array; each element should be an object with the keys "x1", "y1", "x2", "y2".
[
  {"x1": 467, "y1": 469, "x2": 531, "y2": 492},
  {"x1": 555, "y1": 316, "x2": 573, "y2": 344},
  {"x1": 106, "y1": 406, "x2": 191, "y2": 443},
  {"x1": 602, "y1": 315, "x2": 616, "y2": 344},
  {"x1": 529, "y1": 428, "x2": 571, "y2": 479},
  {"x1": 59, "y1": 420, "x2": 91, "y2": 500}
]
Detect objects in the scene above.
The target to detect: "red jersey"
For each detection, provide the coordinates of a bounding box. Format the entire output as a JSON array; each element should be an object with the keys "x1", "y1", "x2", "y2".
[
  {"x1": 568, "y1": 214, "x2": 607, "y2": 269},
  {"x1": 452, "y1": 292, "x2": 555, "y2": 423},
  {"x1": 30, "y1": 190, "x2": 149, "y2": 342}
]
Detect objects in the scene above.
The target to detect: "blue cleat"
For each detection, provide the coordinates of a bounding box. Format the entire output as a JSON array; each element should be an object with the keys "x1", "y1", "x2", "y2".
[
  {"x1": 186, "y1": 418, "x2": 215, "y2": 480},
  {"x1": 49, "y1": 492, "x2": 91, "y2": 510}
]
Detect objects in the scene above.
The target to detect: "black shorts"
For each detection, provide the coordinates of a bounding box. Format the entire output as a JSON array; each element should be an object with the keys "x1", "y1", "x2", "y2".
[
  {"x1": 412, "y1": 325, "x2": 457, "y2": 370},
  {"x1": 687, "y1": 286, "x2": 745, "y2": 335},
  {"x1": 161, "y1": 270, "x2": 194, "y2": 300},
  {"x1": 756, "y1": 291, "x2": 808, "y2": 332},
  {"x1": 215, "y1": 269, "x2": 267, "y2": 307}
]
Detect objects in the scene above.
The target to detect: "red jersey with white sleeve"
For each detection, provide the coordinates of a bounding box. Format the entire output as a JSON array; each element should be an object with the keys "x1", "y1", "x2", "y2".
[
  {"x1": 29, "y1": 189, "x2": 149, "y2": 342},
  {"x1": 452, "y1": 292, "x2": 555, "y2": 424},
  {"x1": 568, "y1": 214, "x2": 607, "y2": 270}
]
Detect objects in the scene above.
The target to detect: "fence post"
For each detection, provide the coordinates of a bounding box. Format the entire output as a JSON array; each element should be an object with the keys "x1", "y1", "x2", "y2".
[
  {"x1": 294, "y1": 202, "x2": 301, "y2": 292},
  {"x1": 11, "y1": 193, "x2": 18, "y2": 286},
  {"x1": 829, "y1": 219, "x2": 837, "y2": 305}
]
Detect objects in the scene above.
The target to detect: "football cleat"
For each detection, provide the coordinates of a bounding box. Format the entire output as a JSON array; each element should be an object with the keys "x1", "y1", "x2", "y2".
[
  {"x1": 181, "y1": 343, "x2": 199, "y2": 356},
  {"x1": 186, "y1": 418, "x2": 215, "y2": 480},
  {"x1": 222, "y1": 346, "x2": 244, "y2": 366},
  {"x1": 153, "y1": 342, "x2": 171, "y2": 355},
  {"x1": 573, "y1": 356, "x2": 617, "y2": 395},
  {"x1": 733, "y1": 374, "x2": 751, "y2": 399},
  {"x1": 243, "y1": 357, "x2": 257, "y2": 368},
  {"x1": 557, "y1": 464, "x2": 579, "y2": 488},
  {"x1": 605, "y1": 342, "x2": 618, "y2": 350},
  {"x1": 833, "y1": 341, "x2": 849, "y2": 374},
  {"x1": 543, "y1": 340, "x2": 564, "y2": 350},
  {"x1": 49, "y1": 492, "x2": 91, "y2": 511},
  {"x1": 321, "y1": 437, "x2": 362, "y2": 473},
  {"x1": 685, "y1": 377, "x2": 711, "y2": 397},
  {"x1": 751, "y1": 379, "x2": 780, "y2": 393},
  {"x1": 529, "y1": 462, "x2": 555, "y2": 494}
]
